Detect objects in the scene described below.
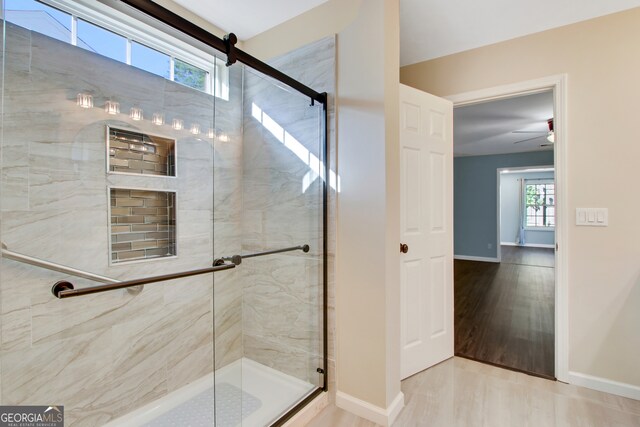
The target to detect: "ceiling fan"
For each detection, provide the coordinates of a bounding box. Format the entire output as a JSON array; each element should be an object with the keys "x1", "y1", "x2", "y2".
[{"x1": 512, "y1": 118, "x2": 554, "y2": 147}]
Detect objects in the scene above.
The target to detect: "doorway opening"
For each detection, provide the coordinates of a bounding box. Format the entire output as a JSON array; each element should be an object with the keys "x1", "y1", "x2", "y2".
[{"x1": 452, "y1": 90, "x2": 557, "y2": 379}]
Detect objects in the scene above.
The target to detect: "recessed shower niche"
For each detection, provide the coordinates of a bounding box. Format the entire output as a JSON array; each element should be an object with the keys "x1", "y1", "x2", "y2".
[
  {"x1": 107, "y1": 127, "x2": 176, "y2": 176},
  {"x1": 109, "y1": 188, "x2": 177, "y2": 263}
]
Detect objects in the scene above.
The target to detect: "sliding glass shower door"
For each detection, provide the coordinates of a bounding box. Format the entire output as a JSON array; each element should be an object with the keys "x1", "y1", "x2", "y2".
[
  {"x1": 213, "y1": 64, "x2": 325, "y2": 425},
  {"x1": 0, "y1": 2, "x2": 219, "y2": 425}
]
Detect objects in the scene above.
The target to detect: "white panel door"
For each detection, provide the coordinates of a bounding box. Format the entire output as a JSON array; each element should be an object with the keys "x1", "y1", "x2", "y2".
[{"x1": 400, "y1": 84, "x2": 453, "y2": 379}]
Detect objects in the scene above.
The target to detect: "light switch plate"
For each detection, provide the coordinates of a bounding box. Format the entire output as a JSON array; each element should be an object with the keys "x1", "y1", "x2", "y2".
[{"x1": 576, "y1": 208, "x2": 608, "y2": 226}]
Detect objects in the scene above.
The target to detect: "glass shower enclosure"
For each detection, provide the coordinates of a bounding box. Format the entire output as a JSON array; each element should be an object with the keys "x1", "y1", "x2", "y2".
[{"x1": 0, "y1": 0, "x2": 327, "y2": 425}]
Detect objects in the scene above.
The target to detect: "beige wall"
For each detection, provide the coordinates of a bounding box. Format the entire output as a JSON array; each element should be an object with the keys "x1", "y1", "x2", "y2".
[
  {"x1": 383, "y1": 0, "x2": 401, "y2": 409},
  {"x1": 242, "y1": 0, "x2": 363, "y2": 60},
  {"x1": 401, "y1": 8, "x2": 640, "y2": 387},
  {"x1": 242, "y1": 0, "x2": 403, "y2": 418},
  {"x1": 335, "y1": 0, "x2": 401, "y2": 411}
]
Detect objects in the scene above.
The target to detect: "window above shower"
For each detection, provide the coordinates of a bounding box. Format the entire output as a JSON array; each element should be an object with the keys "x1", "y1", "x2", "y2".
[{"x1": 3, "y1": 0, "x2": 229, "y2": 99}]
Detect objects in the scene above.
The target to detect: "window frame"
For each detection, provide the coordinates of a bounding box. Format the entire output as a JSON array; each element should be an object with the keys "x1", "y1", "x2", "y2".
[
  {"x1": 523, "y1": 179, "x2": 556, "y2": 230},
  {"x1": 76, "y1": 17, "x2": 128, "y2": 63},
  {"x1": 130, "y1": 40, "x2": 172, "y2": 80},
  {"x1": 8, "y1": 0, "x2": 227, "y2": 99}
]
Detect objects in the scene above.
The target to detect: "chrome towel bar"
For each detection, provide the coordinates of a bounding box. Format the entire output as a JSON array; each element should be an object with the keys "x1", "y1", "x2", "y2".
[
  {"x1": 2, "y1": 242, "x2": 118, "y2": 284},
  {"x1": 1, "y1": 242, "x2": 236, "y2": 299}
]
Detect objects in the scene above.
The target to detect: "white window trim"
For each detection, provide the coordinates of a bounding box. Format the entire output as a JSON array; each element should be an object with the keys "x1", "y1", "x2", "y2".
[
  {"x1": 35, "y1": 0, "x2": 228, "y2": 99},
  {"x1": 524, "y1": 226, "x2": 555, "y2": 231},
  {"x1": 70, "y1": 13, "x2": 77, "y2": 45},
  {"x1": 524, "y1": 179, "x2": 555, "y2": 230},
  {"x1": 125, "y1": 36, "x2": 132, "y2": 64}
]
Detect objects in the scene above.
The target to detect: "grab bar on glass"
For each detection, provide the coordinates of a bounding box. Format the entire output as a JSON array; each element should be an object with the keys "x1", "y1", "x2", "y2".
[
  {"x1": 51, "y1": 263, "x2": 236, "y2": 299},
  {"x1": 215, "y1": 244, "x2": 310, "y2": 266},
  {"x1": 1, "y1": 242, "x2": 118, "y2": 284},
  {"x1": 1, "y1": 242, "x2": 235, "y2": 299}
]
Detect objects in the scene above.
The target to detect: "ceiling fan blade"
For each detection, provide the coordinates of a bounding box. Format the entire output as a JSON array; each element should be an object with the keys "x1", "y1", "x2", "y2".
[
  {"x1": 512, "y1": 130, "x2": 547, "y2": 134},
  {"x1": 540, "y1": 143, "x2": 554, "y2": 147},
  {"x1": 513, "y1": 135, "x2": 545, "y2": 144}
]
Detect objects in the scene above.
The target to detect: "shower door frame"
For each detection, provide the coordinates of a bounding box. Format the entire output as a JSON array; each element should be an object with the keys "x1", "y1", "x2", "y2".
[{"x1": 110, "y1": 0, "x2": 330, "y2": 424}]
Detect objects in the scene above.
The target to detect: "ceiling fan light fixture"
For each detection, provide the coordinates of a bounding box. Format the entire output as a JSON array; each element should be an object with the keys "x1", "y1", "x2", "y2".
[{"x1": 547, "y1": 131, "x2": 555, "y2": 143}]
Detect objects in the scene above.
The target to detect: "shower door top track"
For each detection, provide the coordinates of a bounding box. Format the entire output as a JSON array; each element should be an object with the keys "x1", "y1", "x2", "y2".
[{"x1": 115, "y1": 0, "x2": 328, "y2": 106}]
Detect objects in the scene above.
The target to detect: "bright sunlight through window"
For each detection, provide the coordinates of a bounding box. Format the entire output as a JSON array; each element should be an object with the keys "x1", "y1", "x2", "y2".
[{"x1": 252, "y1": 103, "x2": 339, "y2": 193}]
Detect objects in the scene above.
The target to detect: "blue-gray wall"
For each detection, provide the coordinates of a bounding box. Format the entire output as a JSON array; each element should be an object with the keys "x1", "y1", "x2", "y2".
[{"x1": 454, "y1": 151, "x2": 554, "y2": 259}]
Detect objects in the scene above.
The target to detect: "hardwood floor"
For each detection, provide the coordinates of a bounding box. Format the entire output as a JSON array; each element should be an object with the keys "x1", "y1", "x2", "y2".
[
  {"x1": 454, "y1": 245, "x2": 555, "y2": 378},
  {"x1": 306, "y1": 357, "x2": 640, "y2": 426},
  {"x1": 501, "y1": 244, "x2": 555, "y2": 267}
]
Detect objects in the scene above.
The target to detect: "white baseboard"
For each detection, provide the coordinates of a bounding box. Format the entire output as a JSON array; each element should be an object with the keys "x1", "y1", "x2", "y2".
[
  {"x1": 501, "y1": 242, "x2": 554, "y2": 249},
  {"x1": 454, "y1": 254, "x2": 499, "y2": 263},
  {"x1": 526, "y1": 243, "x2": 555, "y2": 248},
  {"x1": 568, "y1": 371, "x2": 640, "y2": 401},
  {"x1": 387, "y1": 392, "x2": 405, "y2": 425},
  {"x1": 336, "y1": 391, "x2": 404, "y2": 426}
]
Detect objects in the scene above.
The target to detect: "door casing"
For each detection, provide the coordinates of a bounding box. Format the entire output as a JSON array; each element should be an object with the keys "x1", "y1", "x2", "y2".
[{"x1": 446, "y1": 74, "x2": 569, "y2": 382}]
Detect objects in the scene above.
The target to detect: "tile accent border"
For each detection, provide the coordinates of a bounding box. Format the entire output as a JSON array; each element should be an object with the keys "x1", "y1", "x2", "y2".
[
  {"x1": 107, "y1": 126, "x2": 176, "y2": 177},
  {"x1": 109, "y1": 188, "x2": 176, "y2": 263}
]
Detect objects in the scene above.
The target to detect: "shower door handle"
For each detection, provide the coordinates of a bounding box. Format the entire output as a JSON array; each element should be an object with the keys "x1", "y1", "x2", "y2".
[
  {"x1": 400, "y1": 243, "x2": 409, "y2": 254},
  {"x1": 215, "y1": 244, "x2": 310, "y2": 266}
]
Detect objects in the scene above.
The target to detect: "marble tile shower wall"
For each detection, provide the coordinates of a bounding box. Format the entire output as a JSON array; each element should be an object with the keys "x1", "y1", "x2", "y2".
[
  {"x1": 0, "y1": 23, "x2": 243, "y2": 426},
  {"x1": 241, "y1": 37, "x2": 336, "y2": 386}
]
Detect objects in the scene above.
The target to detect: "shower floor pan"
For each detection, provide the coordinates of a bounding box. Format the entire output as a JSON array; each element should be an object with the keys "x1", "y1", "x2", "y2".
[{"x1": 105, "y1": 358, "x2": 315, "y2": 427}]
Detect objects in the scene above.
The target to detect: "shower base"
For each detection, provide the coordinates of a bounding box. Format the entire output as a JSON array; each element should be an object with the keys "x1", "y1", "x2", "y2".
[{"x1": 105, "y1": 358, "x2": 316, "y2": 427}]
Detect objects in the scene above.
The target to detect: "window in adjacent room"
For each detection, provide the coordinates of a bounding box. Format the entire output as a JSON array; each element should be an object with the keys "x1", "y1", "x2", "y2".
[{"x1": 525, "y1": 180, "x2": 555, "y2": 228}]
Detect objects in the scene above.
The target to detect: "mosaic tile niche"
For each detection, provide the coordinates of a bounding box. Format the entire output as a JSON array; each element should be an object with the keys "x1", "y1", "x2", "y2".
[
  {"x1": 110, "y1": 188, "x2": 177, "y2": 263},
  {"x1": 108, "y1": 127, "x2": 176, "y2": 176}
]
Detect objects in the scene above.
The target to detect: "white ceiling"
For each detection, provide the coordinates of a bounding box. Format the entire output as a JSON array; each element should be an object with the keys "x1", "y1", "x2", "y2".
[
  {"x1": 171, "y1": 1, "x2": 640, "y2": 65},
  {"x1": 167, "y1": 2, "x2": 635, "y2": 158},
  {"x1": 171, "y1": 0, "x2": 329, "y2": 40},
  {"x1": 400, "y1": 0, "x2": 640, "y2": 65},
  {"x1": 454, "y1": 91, "x2": 554, "y2": 157}
]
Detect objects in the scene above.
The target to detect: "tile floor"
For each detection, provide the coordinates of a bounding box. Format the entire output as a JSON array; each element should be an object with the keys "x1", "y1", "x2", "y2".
[{"x1": 307, "y1": 357, "x2": 640, "y2": 426}]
